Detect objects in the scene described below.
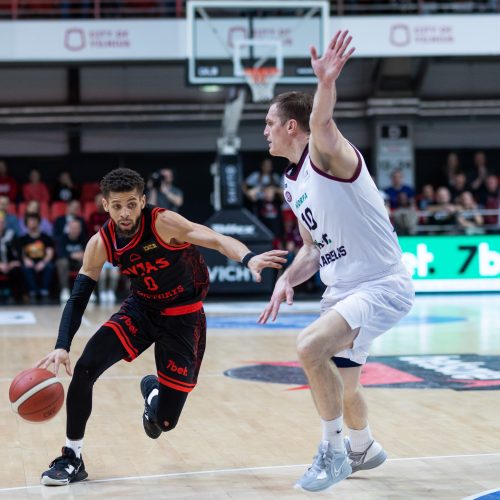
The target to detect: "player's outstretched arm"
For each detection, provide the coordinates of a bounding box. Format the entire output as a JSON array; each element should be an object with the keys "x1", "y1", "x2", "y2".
[
  {"x1": 34, "y1": 234, "x2": 107, "y2": 376},
  {"x1": 309, "y1": 30, "x2": 358, "y2": 180},
  {"x1": 259, "y1": 222, "x2": 319, "y2": 323},
  {"x1": 155, "y1": 211, "x2": 288, "y2": 282}
]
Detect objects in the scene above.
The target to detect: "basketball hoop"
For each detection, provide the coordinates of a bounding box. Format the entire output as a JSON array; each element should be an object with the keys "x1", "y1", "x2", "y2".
[{"x1": 244, "y1": 67, "x2": 281, "y2": 103}]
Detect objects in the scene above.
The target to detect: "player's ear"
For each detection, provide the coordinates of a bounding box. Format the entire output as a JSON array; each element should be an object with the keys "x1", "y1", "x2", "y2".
[
  {"x1": 140, "y1": 193, "x2": 146, "y2": 209},
  {"x1": 287, "y1": 119, "x2": 298, "y2": 134},
  {"x1": 102, "y1": 197, "x2": 109, "y2": 213}
]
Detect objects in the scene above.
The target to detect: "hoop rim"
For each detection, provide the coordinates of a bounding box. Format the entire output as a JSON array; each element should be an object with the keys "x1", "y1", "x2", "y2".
[{"x1": 243, "y1": 67, "x2": 280, "y2": 76}]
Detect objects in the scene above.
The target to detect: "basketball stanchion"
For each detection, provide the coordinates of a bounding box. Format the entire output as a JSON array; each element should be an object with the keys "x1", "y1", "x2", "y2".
[{"x1": 243, "y1": 67, "x2": 282, "y2": 103}]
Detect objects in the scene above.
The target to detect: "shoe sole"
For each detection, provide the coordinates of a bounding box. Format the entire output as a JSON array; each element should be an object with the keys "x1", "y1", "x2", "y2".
[
  {"x1": 41, "y1": 470, "x2": 88, "y2": 486},
  {"x1": 351, "y1": 449, "x2": 387, "y2": 474},
  {"x1": 294, "y1": 464, "x2": 352, "y2": 492},
  {"x1": 143, "y1": 413, "x2": 162, "y2": 439}
]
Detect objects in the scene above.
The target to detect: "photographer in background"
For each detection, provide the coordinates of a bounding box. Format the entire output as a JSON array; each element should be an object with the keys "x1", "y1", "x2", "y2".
[{"x1": 147, "y1": 168, "x2": 184, "y2": 213}]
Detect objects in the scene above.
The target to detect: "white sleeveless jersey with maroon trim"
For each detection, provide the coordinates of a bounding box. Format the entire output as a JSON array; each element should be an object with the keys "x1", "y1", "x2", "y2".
[{"x1": 284, "y1": 145, "x2": 402, "y2": 287}]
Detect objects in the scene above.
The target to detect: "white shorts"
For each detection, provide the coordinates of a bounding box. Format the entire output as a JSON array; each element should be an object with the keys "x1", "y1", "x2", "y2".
[{"x1": 320, "y1": 265, "x2": 415, "y2": 365}]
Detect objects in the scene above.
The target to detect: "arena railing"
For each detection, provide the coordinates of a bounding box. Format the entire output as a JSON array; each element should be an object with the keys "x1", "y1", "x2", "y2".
[
  {"x1": 413, "y1": 208, "x2": 500, "y2": 235},
  {"x1": 0, "y1": 0, "x2": 497, "y2": 19}
]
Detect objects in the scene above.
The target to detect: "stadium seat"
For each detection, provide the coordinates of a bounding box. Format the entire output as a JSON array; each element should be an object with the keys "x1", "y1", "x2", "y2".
[
  {"x1": 83, "y1": 201, "x2": 97, "y2": 222},
  {"x1": 50, "y1": 201, "x2": 68, "y2": 221},
  {"x1": 7, "y1": 203, "x2": 17, "y2": 216},
  {"x1": 80, "y1": 182, "x2": 101, "y2": 202}
]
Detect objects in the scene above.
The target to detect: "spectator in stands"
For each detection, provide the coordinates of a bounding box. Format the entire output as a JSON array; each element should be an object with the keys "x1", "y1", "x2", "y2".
[
  {"x1": 87, "y1": 193, "x2": 109, "y2": 235},
  {"x1": 22, "y1": 168, "x2": 51, "y2": 204},
  {"x1": 53, "y1": 170, "x2": 80, "y2": 202},
  {"x1": 426, "y1": 186, "x2": 459, "y2": 232},
  {"x1": 53, "y1": 200, "x2": 87, "y2": 240},
  {"x1": 17, "y1": 213, "x2": 55, "y2": 303},
  {"x1": 469, "y1": 150, "x2": 490, "y2": 201},
  {"x1": 416, "y1": 184, "x2": 435, "y2": 211},
  {"x1": 18, "y1": 200, "x2": 53, "y2": 236},
  {"x1": 384, "y1": 168, "x2": 415, "y2": 209},
  {"x1": 56, "y1": 219, "x2": 88, "y2": 303},
  {"x1": 242, "y1": 158, "x2": 282, "y2": 210},
  {"x1": 0, "y1": 212, "x2": 22, "y2": 303},
  {"x1": 147, "y1": 168, "x2": 183, "y2": 213},
  {"x1": 456, "y1": 191, "x2": 484, "y2": 235},
  {"x1": 256, "y1": 184, "x2": 283, "y2": 248},
  {"x1": 0, "y1": 160, "x2": 18, "y2": 202},
  {"x1": 449, "y1": 171, "x2": 470, "y2": 202},
  {"x1": 435, "y1": 151, "x2": 461, "y2": 189},
  {"x1": 479, "y1": 174, "x2": 499, "y2": 228},
  {"x1": 391, "y1": 191, "x2": 418, "y2": 235},
  {"x1": 0, "y1": 195, "x2": 20, "y2": 235}
]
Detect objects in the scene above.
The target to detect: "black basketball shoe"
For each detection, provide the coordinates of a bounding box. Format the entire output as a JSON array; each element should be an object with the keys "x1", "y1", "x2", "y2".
[
  {"x1": 41, "y1": 447, "x2": 88, "y2": 486},
  {"x1": 140, "y1": 375, "x2": 162, "y2": 439}
]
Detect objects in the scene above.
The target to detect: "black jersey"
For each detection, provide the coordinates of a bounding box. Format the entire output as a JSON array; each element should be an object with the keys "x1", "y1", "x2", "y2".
[{"x1": 99, "y1": 205, "x2": 209, "y2": 313}]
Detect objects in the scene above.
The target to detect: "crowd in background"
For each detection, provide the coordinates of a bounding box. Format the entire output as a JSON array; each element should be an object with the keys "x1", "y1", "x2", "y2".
[
  {"x1": 0, "y1": 162, "x2": 184, "y2": 305},
  {"x1": 241, "y1": 151, "x2": 499, "y2": 289},
  {"x1": 0, "y1": 0, "x2": 497, "y2": 19},
  {"x1": 386, "y1": 151, "x2": 499, "y2": 236},
  {"x1": 0, "y1": 152, "x2": 498, "y2": 302}
]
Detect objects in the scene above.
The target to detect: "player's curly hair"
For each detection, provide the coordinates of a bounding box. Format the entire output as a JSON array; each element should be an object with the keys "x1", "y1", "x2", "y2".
[
  {"x1": 100, "y1": 168, "x2": 145, "y2": 198},
  {"x1": 272, "y1": 92, "x2": 313, "y2": 134}
]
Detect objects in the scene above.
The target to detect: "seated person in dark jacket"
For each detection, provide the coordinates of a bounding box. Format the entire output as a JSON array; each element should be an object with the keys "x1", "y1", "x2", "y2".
[
  {"x1": 53, "y1": 200, "x2": 88, "y2": 240},
  {"x1": 56, "y1": 219, "x2": 88, "y2": 303}
]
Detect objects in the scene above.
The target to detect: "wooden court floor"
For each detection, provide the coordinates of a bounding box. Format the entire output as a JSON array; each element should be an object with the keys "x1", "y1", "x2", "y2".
[{"x1": 1, "y1": 294, "x2": 500, "y2": 499}]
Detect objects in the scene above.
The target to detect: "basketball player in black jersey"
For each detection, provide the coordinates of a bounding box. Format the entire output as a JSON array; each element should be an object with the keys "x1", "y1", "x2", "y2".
[{"x1": 35, "y1": 168, "x2": 287, "y2": 486}]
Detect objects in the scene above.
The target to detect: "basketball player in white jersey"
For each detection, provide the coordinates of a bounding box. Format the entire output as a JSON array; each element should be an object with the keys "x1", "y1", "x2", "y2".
[{"x1": 259, "y1": 30, "x2": 415, "y2": 492}]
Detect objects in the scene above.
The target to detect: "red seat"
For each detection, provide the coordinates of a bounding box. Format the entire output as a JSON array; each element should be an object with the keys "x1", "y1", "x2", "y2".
[
  {"x1": 80, "y1": 182, "x2": 101, "y2": 202},
  {"x1": 83, "y1": 201, "x2": 98, "y2": 222},
  {"x1": 7, "y1": 203, "x2": 17, "y2": 216},
  {"x1": 50, "y1": 201, "x2": 68, "y2": 221}
]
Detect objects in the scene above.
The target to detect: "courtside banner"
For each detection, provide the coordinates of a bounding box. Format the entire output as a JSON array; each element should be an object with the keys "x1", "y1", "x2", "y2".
[
  {"x1": 337, "y1": 15, "x2": 500, "y2": 57},
  {"x1": 1, "y1": 15, "x2": 500, "y2": 62},
  {"x1": 399, "y1": 235, "x2": 500, "y2": 292},
  {"x1": 0, "y1": 20, "x2": 185, "y2": 62}
]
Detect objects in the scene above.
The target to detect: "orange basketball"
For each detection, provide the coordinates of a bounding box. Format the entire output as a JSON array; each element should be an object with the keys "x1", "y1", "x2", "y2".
[{"x1": 9, "y1": 368, "x2": 64, "y2": 422}]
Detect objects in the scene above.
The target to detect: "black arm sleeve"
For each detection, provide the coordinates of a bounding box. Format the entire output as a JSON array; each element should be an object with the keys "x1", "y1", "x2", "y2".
[{"x1": 55, "y1": 273, "x2": 97, "y2": 352}]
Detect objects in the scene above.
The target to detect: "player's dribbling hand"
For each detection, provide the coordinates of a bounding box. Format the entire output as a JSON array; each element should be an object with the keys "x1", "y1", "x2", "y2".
[
  {"x1": 248, "y1": 250, "x2": 288, "y2": 283},
  {"x1": 258, "y1": 275, "x2": 294, "y2": 324},
  {"x1": 34, "y1": 349, "x2": 72, "y2": 376}
]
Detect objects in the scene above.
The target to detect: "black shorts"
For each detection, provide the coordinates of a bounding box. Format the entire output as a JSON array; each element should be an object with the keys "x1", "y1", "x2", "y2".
[{"x1": 103, "y1": 296, "x2": 206, "y2": 394}]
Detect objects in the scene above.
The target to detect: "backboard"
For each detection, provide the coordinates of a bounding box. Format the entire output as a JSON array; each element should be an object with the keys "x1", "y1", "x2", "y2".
[{"x1": 186, "y1": 0, "x2": 329, "y2": 86}]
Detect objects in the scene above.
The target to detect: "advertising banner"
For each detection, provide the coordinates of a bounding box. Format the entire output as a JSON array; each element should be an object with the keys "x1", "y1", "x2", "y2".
[
  {"x1": 0, "y1": 15, "x2": 500, "y2": 62},
  {"x1": 400, "y1": 235, "x2": 500, "y2": 292}
]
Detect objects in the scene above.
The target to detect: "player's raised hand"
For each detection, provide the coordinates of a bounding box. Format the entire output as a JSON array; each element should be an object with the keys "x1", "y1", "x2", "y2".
[
  {"x1": 247, "y1": 249, "x2": 288, "y2": 283},
  {"x1": 258, "y1": 275, "x2": 294, "y2": 324},
  {"x1": 310, "y1": 30, "x2": 355, "y2": 83},
  {"x1": 34, "y1": 349, "x2": 72, "y2": 376}
]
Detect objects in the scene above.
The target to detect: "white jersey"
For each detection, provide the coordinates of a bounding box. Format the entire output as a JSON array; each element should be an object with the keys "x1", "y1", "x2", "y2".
[{"x1": 284, "y1": 145, "x2": 402, "y2": 287}]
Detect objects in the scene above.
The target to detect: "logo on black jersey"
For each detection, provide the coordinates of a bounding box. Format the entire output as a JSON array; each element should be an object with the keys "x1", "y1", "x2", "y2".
[
  {"x1": 143, "y1": 243, "x2": 158, "y2": 252},
  {"x1": 130, "y1": 253, "x2": 141, "y2": 262}
]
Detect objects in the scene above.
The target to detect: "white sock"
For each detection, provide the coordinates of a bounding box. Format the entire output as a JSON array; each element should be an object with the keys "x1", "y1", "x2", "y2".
[
  {"x1": 348, "y1": 425, "x2": 373, "y2": 452},
  {"x1": 321, "y1": 415, "x2": 344, "y2": 451},
  {"x1": 66, "y1": 438, "x2": 83, "y2": 458}
]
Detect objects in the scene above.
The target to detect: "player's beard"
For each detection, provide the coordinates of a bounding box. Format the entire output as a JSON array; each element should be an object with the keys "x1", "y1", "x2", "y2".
[{"x1": 115, "y1": 215, "x2": 141, "y2": 239}]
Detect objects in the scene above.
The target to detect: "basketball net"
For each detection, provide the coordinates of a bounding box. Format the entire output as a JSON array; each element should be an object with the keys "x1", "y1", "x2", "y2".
[{"x1": 244, "y1": 67, "x2": 281, "y2": 103}]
